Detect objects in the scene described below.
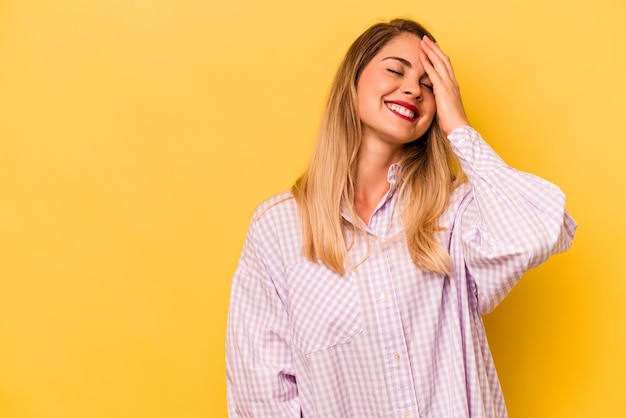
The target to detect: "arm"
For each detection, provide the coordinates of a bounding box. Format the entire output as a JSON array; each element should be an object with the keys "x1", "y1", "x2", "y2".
[
  {"x1": 420, "y1": 36, "x2": 577, "y2": 313},
  {"x1": 449, "y1": 126, "x2": 576, "y2": 313},
  {"x1": 226, "y1": 215, "x2": 300, "y2": 417}
]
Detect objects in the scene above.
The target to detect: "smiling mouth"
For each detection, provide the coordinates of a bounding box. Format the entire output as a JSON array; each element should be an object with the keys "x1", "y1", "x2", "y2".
[{"x1": 385, "y1": 101, "x2": 419, "y2": 120}]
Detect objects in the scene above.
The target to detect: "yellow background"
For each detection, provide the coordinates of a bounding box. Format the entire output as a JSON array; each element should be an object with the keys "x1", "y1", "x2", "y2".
[{"x1": 0, "y1": 0, "x2": 624, "y2": 417}]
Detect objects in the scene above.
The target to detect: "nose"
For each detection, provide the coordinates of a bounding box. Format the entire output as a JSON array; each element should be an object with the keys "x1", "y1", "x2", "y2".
[{"x1": 402, "y1": 81, "x2": 422, "y2": 101}]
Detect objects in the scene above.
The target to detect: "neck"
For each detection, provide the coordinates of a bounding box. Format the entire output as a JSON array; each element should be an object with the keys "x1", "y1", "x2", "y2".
[{"x1": 353, "y1": 140, "x2": 402, "y2": 223}]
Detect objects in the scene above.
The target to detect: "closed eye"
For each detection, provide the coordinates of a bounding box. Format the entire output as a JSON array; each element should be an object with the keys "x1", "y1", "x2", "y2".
[
  {"x1": 420, "y1": 82, "x2": 433, "y2": 92},
  {"x1": 387, "y1": 69, "x2": 403, "y2": 76}
]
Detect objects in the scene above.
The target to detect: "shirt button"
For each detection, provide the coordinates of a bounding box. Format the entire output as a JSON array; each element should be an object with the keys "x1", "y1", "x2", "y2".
[
  {"x1": 380, "y1": 292, "x2": 388, "y2": 300},
  {"x1": 393, "y1": 353, "x2": 401, "y2": 361},
  {"x1": 473, "y1": 161, "x2": 481, "y2": 168},
  {"x1": 458, "y1": 138, "x2": 466, "y2": 145},
  {"x1": 403, "y1": 413, "x2": 411, "y2": 418}
]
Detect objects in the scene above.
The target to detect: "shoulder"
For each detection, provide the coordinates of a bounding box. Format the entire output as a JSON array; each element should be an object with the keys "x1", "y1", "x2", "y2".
[
  {"x1": 249, "y1": 190, "x2": 301, "y2": 243},
  {"x1": 252, "y1": 190, "x2": 299, "y2": 224},
  {"x1": 247, "y1": 190, "x2": 304, "y2": 267},
  {"x1": 450, "y1": 180, "x2": 473, "y2": 206},
  {"x1": 439, "y1": 180, "x2": 473, "y2": 230}
]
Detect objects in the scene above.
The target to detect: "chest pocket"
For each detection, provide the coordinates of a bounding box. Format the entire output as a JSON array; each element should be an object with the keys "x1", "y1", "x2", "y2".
[{"x1": 286, "y1": 261, "x2": 363, "y2": 354}]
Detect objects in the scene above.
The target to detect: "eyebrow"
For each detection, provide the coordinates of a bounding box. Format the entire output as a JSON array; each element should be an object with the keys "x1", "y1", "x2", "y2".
[
  {"x1": 382, "y1": 56, "x2": 431, "y2": 81},
  {"x1": 382, "y1": 56, "x2": 412, "y2": 67}
]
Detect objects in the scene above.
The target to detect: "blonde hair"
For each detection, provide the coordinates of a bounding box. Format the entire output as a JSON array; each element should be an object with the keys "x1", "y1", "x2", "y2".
[{"x1": 292, "y1": 18, "x2": 465, "y2": 275}]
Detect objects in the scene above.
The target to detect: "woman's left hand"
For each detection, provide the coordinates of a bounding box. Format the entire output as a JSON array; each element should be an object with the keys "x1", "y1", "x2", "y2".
[{"x1": 420, "y1": 36, "x2": 470, "y2": 136}]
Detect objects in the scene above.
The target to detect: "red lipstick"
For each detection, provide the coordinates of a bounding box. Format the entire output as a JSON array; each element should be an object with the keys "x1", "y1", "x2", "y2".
[{"x1": 384, "y1": 100, "x2": 420, "y2": 121}]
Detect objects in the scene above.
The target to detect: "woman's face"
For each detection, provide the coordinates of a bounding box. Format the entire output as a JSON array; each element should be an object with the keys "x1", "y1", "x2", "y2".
[{"x1": 356, "y1": 33, "x2": 436, "y2": 150}]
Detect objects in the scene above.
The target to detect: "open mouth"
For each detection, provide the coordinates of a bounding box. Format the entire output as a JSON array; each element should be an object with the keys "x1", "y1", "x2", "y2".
[{"x1": 385, "y1": 101, "x2": 419, "y2": 121}]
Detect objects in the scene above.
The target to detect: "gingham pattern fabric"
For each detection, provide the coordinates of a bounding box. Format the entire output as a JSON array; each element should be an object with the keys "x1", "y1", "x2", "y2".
[{"x1": 226, "y1": 126, "x2": 577, "y2": 418}]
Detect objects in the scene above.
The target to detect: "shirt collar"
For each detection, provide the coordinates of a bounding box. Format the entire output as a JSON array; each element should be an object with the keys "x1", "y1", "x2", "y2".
[
  {"x1": 387, "y1": 162, "x2": 401, "y2": 193},
  {"x1": 340, "y1": 162, "x2": 401, "y2": 225}
]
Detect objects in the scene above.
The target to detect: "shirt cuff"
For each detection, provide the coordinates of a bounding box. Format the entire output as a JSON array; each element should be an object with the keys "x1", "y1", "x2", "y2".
[
  {"x1": 447, "y1": 126, "x2": 507, "y2": 175},
  {"x1": 447, "y1": 125, "x2": 475, "y2": 147}
]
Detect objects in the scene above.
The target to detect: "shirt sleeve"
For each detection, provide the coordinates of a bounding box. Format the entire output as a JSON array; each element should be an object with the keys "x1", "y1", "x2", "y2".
[
  {"x1": 448, "y1": 126, "x2": 577, "y2": 314},
  {"x1": 226, "y1": 214, "x2": 300, "y2": 417}
]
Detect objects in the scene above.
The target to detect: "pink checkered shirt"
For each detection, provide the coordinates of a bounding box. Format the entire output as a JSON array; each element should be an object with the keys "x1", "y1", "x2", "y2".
[{"x1": 226, "y1": 126, "x2": 576, "y2": 417}]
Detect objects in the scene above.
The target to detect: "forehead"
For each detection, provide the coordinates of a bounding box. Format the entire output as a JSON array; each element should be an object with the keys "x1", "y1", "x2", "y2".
[{"x1": 375, "y1": 33, "x2": 423, "y2": 59}]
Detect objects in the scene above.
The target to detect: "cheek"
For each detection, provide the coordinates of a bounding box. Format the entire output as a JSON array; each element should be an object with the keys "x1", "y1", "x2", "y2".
[
  {"x1": 419, "y1": 101, "x2": 437, "y2": 129},
  {"x1": 355, "y1": 93, "x2": 366, "y2": 120},
  {"x1": 356, "y1": 69, "x2": 386, "y2": 99},
  {"x1": 422, "y1": 96, "x2": 437, "y2": 117},
  {"x1": 356, "y1": 84, "x2": 378, "y2": 118}
]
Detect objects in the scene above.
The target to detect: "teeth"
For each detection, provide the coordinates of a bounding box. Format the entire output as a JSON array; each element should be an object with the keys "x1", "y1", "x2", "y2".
[{"x1": 386, "y1": 103, "x2": 416, "y2": 119}]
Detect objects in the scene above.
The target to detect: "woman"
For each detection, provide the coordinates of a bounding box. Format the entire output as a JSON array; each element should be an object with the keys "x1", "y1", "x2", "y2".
[{"x1": 226, "y1": 18, "x2": 576, "y2": 417}]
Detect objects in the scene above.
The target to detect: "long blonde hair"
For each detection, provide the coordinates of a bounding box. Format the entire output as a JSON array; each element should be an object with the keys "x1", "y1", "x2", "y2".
[{"x1": 292, "y1": 18, "x2": 465, "y2": 275}]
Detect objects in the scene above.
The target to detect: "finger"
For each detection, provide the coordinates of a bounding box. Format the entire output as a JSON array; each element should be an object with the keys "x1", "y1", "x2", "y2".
[
  {"x1": 421, "y1": 36, "x2": 455, "y2": 79},
  {"x1": 419, "y1": 51, "x2": 443, "y2": 86},
  {"x1": 421, "y1": 46, "x2": 453, "y2": 84},
  {"x1": 421, "y1": 39, "x2": 454, "y2": 81},
  {"x1": 421, "y1": 36, "x2": 454, "y2": 77},
  {"x1": 420, "y1": 50, "x2": 455, "y2": 96}
]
